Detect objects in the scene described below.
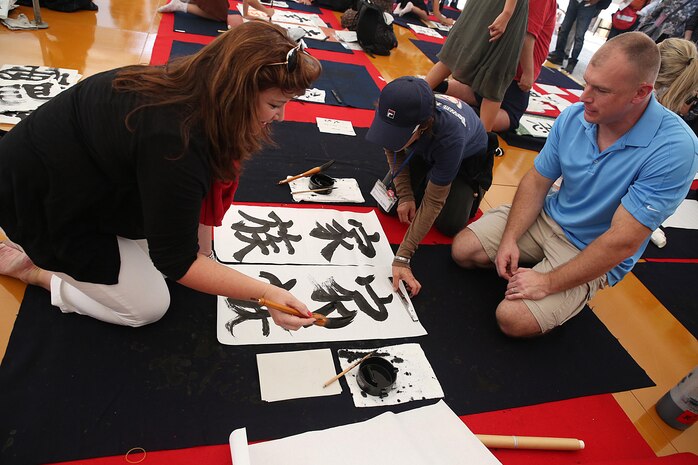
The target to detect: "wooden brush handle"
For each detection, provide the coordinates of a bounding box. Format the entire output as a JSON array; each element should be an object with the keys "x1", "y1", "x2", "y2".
[
  {"x1": 278, "y1": 166, "x2": 321, "y2": 185},
  {"x1": 256, "y1": 298, "x2": 306, "y2": 317}
]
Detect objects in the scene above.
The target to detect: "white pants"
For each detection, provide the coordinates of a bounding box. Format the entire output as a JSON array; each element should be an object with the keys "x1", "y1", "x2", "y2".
[{"x1": 50, "y1": 237, "x2": 170, "y2": 327}]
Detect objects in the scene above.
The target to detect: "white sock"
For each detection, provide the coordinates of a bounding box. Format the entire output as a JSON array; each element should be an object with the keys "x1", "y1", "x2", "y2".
[
  {"x1": 400, "y1": 1, "x2": 413, "y2": 15},
  {"x1": 157, "y1": 0, "x2": 188, "y2": 14},
  {"x1": 393, "y1": 3, "x2": 403, "y2": 15}
]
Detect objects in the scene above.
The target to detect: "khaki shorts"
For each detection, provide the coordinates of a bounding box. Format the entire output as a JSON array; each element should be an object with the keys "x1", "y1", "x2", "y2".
[{"x1": 467, "y1": 204, "x2": 607, "y2": 332}]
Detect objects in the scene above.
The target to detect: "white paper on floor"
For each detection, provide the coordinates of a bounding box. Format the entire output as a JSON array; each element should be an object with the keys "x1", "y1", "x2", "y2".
[
  {"x1": 217, "y1": 264, "x2": 427, "y2": 345},
  {"x1": 662, "y1": 199, "x2": 698, "y2": 230},
  {"x1": 337, "y1": 343, "x2": 443, "y2": 407},
  {"x1": 214, "y1": 205, "x2": 393, "y2": 266},
  {"x1": 289, "y1": 177, "x2": 364, "y2": 203},
  {"x1": 257, "y1": 348, "x2": 341, "y2": 402},
  {"x1": 229, "y1": 401, "x2": 502, "y2": 465}
]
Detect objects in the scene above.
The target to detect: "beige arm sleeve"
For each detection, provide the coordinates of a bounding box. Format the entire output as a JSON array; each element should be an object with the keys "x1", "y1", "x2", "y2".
[
  {"x1": 384, "y1": 149, "x2": 414, "y2": 204},
  {"x1": 395, "y1": 180, "x2": 451, "y2": 260}
]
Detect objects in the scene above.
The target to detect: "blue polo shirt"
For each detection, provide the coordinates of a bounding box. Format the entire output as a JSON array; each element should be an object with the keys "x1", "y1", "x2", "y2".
[
  {"x1": 534, "y1": 96, "x2": 698, "y2": 285},
  {"x1": 411, "y1": 94, "x2": 488, "y2": 186}
]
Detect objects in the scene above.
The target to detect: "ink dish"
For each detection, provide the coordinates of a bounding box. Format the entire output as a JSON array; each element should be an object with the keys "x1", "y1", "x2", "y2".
[
  {"x1": 308, "y1": 173, "x2": 335, "y2": 195},
  {"x1": 357, "y1": 356, "x2": 398, "y2": 398}
]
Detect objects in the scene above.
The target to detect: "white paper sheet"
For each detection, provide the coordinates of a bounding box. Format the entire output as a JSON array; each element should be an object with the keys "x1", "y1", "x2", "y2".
[
  {"x1": 518, "y1": 114, "x2": 555, "y2": 138},
  {"x1": 217, "y1": 264, "x2": 427, "y2": 345},
  {"x1": 315, "y1": 117, "x2": 356, "y2": 136},
  {"x1": 536, "y1": 83, "x2": 568, "y2": 95},
  {"x1": 289, "y1": 177, "x2": 365, "y2": 203},
  {"x1": 541, "y1": 93, "x2": 573, "y2": 112},
  {"x1": 407, "y1": 23, "x2": 442, "y2": 38},
  {"x1": 257, "y1": 348, "x2": 341, "y2": 401},
  {"x1": 296, "y1": 87, "x2": 326, "y2": 103},
  {"x1": 0, "y1": 65, "x2": 81, "y2": 114},
  {"x1": 214, "y1": 206, "x2": 393, "y2": 265},
  {"x1": 274, "y1": 22, "x2": 327, "y2": 40},
  {"x1": 662, "y1": 199, "x2": 698, "y2": 230},
  {"x1": 337, "y1": 343, "x2": 444, "y2": 407},
  {"x1": 229, "y1": 401, "x2": 502, "y2": 465},
  {"x1": 334, "y1": 30, "x2": 357, "y2": 42},
  {"x1": 567, "y1": 88, "x2": 584, "y2": 97}
]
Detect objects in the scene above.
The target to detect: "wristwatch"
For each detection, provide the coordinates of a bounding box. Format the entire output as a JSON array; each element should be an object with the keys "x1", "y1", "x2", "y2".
[{"x1": 393, "y1": 255, "x2": 411, "y2": 265}]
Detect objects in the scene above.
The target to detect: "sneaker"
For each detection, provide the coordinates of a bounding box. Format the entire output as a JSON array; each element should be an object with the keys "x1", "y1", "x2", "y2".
[
  {"x1": 547, "y1": 52, "x2": 564, "y2": 66},
  {"x1": 563, "y1": 59, "x2": 578, "y2": 74}
]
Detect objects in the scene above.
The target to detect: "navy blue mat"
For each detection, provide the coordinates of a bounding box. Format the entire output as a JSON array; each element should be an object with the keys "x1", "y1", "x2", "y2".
[
  {"x1": 237, "y1": 121, "x2": 384, "y2": 205},
  {"x1": 410, "y1": 37, "x2": 441, "y2": 63},
  {"x1": 313, "y1": 59, "x2": 380, "y2": 109},
  {"x1": 172, "y1": 10, "x2": 231, "y2": 36},
  {"x1": 304, "y1": 37, "x2": 353, "y2": 53},
  {"x1": 632, "y1": 261, "x2": 698, "y2": 339},
  {"x1": 0, "y1": 246, "x2": 653, "y2": 465},
  {"x1": 536, "y1": 66, "x2": 583, "y2": 90}
]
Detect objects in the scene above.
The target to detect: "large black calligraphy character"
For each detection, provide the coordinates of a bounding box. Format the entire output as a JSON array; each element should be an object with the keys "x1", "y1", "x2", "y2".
[
  {"x1": 229, "y1": 210, "x2": 301, "y2": 262},
  {"x1": 224, "y1": 271, "x2": 296, "y2": 337},
  {"x1": 309, "y1": 219, "x2": 380, "y2": 262},
  {"x1": 311, "y1": 274, "x2": 393, "y2": 321},
  {"x1": 0, "y1": 65, "x2": 73, "y2": 85}
]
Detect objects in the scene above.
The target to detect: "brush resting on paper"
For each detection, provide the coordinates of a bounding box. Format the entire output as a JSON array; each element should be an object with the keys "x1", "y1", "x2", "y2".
[{"x1": 277, "y1": 160, "x2": 335, "y2": 185}]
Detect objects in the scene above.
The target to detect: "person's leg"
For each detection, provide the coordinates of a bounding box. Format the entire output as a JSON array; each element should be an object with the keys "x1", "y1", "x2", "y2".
[
  {"x1": 494, "y1": 210, "x2": 607, "y2": 337},
  {"x1": 444, "y1": 79, "x2": 478, "y2": 106},
  {"x1": 569, "y1": 6, "x2": 597, "y2": 62},
  {"x1": 550, "y1": 2, "x2": 579, "y2": 62},
  {"x1": 434, "y1": 179, "x2": 475, "y2": 237},
  {"x1": 452, "y1": 204, "x2": 544, "y2": 269},
  {"x1": 479, "y1": 98, "x2": 502, "y2": 132},
  {"x1": 0, "y1": 241, "x2": 51, "y2": 290},
  {"x1": 50, "y1": 238, "x2": 170, "y2": 327},
  {"x1": 425, "y1": 62, "x2": 452, "y2": 89}
]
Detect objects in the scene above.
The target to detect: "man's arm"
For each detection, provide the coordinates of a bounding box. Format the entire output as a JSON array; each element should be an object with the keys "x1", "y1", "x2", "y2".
[
  {"x1": 496, "y1": 168, "x2": 554, "y2": 280},
  {"x1": 506, "y1": 204, "x2": 650, "y2": 300},
  {"x1": 517, "y1": 32, "x2": 536, "y2": 92}
]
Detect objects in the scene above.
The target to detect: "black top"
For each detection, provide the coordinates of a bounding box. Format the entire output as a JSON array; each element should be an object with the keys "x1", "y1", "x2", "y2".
[{"x1": 0, "y1": 69, "x2": 212, "y2": 284}]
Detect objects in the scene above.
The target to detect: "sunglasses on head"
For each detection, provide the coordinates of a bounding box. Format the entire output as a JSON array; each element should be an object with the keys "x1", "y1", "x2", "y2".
[{"x1": 268, "y1": 42, "x2": 308, "y2": 73}]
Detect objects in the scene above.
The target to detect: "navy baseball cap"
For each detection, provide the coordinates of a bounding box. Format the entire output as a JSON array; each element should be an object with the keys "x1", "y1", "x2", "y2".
[{"x1": 366, "y1": 76, "x2": 435, "y2": 152}]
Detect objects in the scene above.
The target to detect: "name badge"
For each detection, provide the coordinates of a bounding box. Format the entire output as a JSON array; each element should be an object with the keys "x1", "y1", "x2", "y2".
[{"x1": 370, "y1": 179, "x2": 397, "y2": 212}]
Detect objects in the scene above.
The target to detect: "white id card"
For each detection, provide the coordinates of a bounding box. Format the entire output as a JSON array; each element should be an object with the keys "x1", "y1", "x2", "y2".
[{"x1": 370, "y1": 179, "x2": 397, "y2": 212}]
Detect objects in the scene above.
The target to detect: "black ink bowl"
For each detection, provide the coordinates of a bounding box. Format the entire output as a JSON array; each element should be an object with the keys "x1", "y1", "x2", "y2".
[
  {"x1": 308, "y1": 173, "x2": 335, "y2": 195},
  {"x1": 357, "y1": 356, "x2": 398, "y2": 398}
]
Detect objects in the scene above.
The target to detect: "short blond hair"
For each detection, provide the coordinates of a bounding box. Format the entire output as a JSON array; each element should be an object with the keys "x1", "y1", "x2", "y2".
[{"x1": 591, "y1": 32, "x2": 660, "y2": 85}]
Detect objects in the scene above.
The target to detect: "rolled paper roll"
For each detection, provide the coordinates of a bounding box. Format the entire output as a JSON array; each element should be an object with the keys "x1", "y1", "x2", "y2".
[{"x1": 475, "y1": 434, "x2": 585, "y2": 451}]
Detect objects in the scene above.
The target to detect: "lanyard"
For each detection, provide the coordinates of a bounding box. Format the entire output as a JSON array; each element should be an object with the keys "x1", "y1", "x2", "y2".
[{"x1": 382, "y1": 147, "x2": 417, "y2": 187}]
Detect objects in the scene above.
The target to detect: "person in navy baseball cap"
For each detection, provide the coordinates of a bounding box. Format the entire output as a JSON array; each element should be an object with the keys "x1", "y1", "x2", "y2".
[
  {"x1": 366, "y1": 76, "x2": 436, "y2": 152},
  {"x1": 365, "y1": 75, "x2": 491, "y2": 299}
]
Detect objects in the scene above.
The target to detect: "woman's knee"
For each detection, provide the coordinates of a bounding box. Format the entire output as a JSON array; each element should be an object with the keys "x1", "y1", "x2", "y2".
[{"x1": 125, "y1": 286, "x2": 171, "y2": 327}]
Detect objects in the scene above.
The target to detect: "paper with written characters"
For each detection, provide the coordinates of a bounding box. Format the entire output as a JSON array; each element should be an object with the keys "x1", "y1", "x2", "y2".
[
  {"x1": 408, "y1": 23, "x2": 443, "y2": 38},
  {"x1": 517, "y1": 114, "x2": 556, "y2": 138},
  {"x1": 229, "y1": 401, "x2": 502, "y2": 465},
  {"x1": 316, "y1": 117, "x2": 356, "y2": 136},
  {"x1": 337, "y1": 343, "x2": 444, "y2": 408},
  {"x1": 217, "y1": 264, "x2": 427, "y2": 345},
  {"x1": 257, "y1": 348, "x2": 341, "y2": 401},
  {"x1": 213, "y1": 205, "x2": 393, "y2": 265}
]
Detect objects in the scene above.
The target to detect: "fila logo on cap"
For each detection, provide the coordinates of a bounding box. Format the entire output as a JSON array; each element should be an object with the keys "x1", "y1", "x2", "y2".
[{"x1": 386, "y1": 109, "x2": 395, "y2": 119}]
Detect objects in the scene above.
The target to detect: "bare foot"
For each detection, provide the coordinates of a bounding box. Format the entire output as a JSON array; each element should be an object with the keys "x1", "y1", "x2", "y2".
[{"x1": 0, "y1": 242, "x2": 45, "y2": 287}]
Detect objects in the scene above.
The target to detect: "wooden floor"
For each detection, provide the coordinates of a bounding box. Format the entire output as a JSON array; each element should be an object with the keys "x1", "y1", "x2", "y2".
[{"x1": 1, "y1": 0, "x2": 697, "y2": 458}]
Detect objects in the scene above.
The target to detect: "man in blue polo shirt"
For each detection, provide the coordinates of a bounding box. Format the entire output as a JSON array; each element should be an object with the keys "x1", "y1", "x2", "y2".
[{"x1": 451, "y1": 32, "x2": 698, "y2": 337}]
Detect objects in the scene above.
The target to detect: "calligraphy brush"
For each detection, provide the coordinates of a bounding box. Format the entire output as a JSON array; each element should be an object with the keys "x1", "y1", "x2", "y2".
[
  {"x1": 253, "y1": 297, "x2": 355, "y2": 328},
  {"x1": 290, "y1": 186, "x2": 338, "y2": 195},
  {"x1": 278, "y1": 160, "x2": 335, "y2": 185},
  {"x1": 323, "y1": 350, "x2": 377, "y2": 388}
]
